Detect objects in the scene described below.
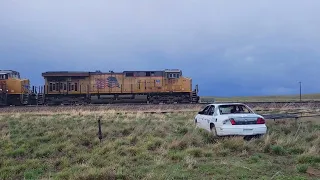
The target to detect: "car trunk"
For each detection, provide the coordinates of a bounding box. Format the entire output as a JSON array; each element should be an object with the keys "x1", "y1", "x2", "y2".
[{"x1": 228, "y1": 114, "x2": 262, "y2": 125}]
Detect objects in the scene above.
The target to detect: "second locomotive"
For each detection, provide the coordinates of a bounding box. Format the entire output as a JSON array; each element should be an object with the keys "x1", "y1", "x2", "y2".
[{"x1": 40, "y1": 69, "x2": 199, "y2": 105}]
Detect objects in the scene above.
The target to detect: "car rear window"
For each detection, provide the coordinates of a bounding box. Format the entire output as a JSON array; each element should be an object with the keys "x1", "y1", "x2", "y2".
[{"x1": 218, "y1": 104, "x2": 253, "y2": 114}]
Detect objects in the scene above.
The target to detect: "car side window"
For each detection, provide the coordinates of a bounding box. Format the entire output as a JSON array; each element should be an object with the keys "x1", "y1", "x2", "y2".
[
  {"x1": 200, "y1": 106, "x2": 210, "y2": 114},
  {"x1": 214, "y1": 107, "x2": 219, "y2": 116},
  {"x1": 207, "y1": 105, "x2": 215, "y2": 115},
  {"x1": 204, "y1": 106, "x2": 211, "y2": 115}
]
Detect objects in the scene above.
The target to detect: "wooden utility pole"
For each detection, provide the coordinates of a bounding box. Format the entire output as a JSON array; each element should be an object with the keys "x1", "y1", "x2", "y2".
[{"x1": 299, "y1": 81, "x2": 302, "y2": 102}]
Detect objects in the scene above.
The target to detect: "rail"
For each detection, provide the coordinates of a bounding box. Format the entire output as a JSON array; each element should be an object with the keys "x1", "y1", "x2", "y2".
[
  {"x1": 263, "y1": 113, "x2": 320, "y2": 120},
  {"x1": 200, "y1": 100, "x2": 320, "y2": 104}
]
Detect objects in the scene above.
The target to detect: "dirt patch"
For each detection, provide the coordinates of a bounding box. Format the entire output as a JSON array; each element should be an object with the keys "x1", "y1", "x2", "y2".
[{"x1": 307, "y1": 167, "x2": 320, "y2": 178}]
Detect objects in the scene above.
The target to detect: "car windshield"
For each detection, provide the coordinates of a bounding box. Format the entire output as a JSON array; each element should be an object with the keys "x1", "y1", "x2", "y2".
[{"x1": 218, "y1": 104, "x2": 253, "y2": 114}]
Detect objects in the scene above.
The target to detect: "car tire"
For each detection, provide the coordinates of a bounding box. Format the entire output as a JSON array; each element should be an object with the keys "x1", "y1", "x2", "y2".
[
  {"x1": 194, "y1": 119, "x2": 199, "y2": 128},
  {"x1": 210, "y1": 123, "x2": 218, "y2": 137}
]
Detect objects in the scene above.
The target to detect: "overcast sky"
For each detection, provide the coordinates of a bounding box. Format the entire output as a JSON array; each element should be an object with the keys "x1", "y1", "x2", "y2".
[{"x1": 1, "y1": 0, "x2": 319, "y2": 96}]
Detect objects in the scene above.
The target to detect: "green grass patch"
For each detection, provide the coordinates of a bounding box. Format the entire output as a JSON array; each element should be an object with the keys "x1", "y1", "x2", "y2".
[{"x1": 0, "y1": 111, "x2": 319, "y2": 179}]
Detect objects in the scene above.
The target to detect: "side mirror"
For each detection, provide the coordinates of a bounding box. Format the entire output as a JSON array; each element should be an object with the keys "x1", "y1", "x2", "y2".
[{"x1": 198, "y1": 111, "x2": 203, "y2": 114}]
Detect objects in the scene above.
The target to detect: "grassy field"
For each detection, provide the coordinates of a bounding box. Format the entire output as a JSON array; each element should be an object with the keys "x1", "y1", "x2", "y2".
[
  {"x1": 0, "y1": 110, "x2": 319, "y2": 180},
  {"x1": 201, "y1": 93, "x2": 320, "y2": 103}
]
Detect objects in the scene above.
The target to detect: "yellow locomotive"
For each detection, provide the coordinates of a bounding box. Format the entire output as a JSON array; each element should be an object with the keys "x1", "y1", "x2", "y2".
[
  {"x1": 41, "y1": 69, "x2": 199, "y2": 105},
  {"x1": 0, "y1": 70, "x2": 31, "y2": 106}
]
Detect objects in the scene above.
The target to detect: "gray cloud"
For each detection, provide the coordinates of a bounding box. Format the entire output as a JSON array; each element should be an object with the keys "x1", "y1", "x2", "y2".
[{"x1": 1, "y1": 0, "x2": 320, "y2": 95}]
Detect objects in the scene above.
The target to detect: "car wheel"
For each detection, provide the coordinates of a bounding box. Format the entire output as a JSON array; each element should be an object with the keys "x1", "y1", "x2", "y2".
[
  {"x1": 210, "y1": 123, "x2": 218, "y2": 137},
  {"x1": 243, "y1": 135, "x2": 253, "y2": 141},
  {"x1": 254, "y1": 134, "x2": 264, "y2": 139},
  {"x1": 194, "y1": 119, "x2": 199, "y2": 128}
]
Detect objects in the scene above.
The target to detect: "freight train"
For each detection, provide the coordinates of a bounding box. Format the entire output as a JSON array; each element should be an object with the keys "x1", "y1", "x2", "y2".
[{"x1": 0, "y1": 69, "x2": 200, "y2": 106}]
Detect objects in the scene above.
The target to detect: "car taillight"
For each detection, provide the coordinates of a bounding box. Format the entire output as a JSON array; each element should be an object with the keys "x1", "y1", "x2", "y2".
[
  {"x1": 257, "y1": 117, "x2": 265, "y2": 124},
  {"x1": 230, "y1": 118, "x2": 236, "y2": 125}
]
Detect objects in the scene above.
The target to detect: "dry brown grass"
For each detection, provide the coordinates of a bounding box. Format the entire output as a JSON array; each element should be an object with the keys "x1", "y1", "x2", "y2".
[{"x1": 0, "y1": 110, "x2": 319, "y2": 179}]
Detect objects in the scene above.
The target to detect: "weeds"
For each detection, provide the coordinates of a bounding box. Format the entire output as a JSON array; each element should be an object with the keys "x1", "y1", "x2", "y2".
[
  {"x1": 296, "y1": 164, "x2": 309, "y2": 173},
  {"x1": 271, "y1": 145, "x2": 286, "y2": 155},
  {"x1": 0, "y1": 111, "x2": 319, "y2": 179}
]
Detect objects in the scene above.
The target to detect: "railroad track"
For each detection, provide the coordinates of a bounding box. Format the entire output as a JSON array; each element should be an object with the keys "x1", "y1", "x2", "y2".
[
  {"x1": 1, "y1": 105, "x2": 320, "y2": 122},
  {"x1": 1, "y1": 103, "x2": 320, "y2": 123},
  {"x1": 2, "y1": 100, "x2": 320, "y2": 108},
  {"x1": 2, "y1": 100, "x2": 320, "y2": 107},
  {"x1": 1, "y1": 101, "x2": 320, "y2": 114}
]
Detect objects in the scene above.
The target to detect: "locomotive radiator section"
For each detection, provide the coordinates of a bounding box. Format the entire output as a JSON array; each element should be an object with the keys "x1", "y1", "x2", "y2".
[{"x1": 89, "y1": 71, "x2": 149, "y2": 104}]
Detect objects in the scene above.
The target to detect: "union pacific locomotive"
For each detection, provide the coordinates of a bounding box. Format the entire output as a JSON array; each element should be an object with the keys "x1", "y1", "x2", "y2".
[
  {"x1": 0, "y1": 70, "x2": 31, "y2": 106},
  {"x1": 0, "y1": 69, "x2": 200, "y2": 106}
]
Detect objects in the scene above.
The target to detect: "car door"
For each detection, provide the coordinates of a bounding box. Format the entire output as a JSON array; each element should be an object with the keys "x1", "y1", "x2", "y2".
[
  {"x1": 196, "y1": 105, "x2": 211, "y2": 129},
  {"x1": 202, "y1": 105, "x2": 215, "y2": 131}
]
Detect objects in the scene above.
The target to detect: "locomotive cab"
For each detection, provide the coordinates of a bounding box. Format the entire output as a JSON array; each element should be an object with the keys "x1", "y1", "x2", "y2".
[
  {"x1": 0, "y1": 70, "x2": 31, "y2": 105},
  {"x1": 163, "y1": 69, "x2": 199, "y2": 103},
  {"x1": 164, "y1": 69, "x2": 182, "y2": 79}
]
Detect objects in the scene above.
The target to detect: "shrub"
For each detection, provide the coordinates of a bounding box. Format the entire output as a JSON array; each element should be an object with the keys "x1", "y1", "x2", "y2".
[
  {"x1": 146, "y1": 138, "x2": 163, "y2": 151},
  {"x1": 167, "y1": 151, "x2": 185, "y2": 161},
  {"x1": 8, "y1": 147, "x2": 26, "y2": 158},
  {"x1": 169, "y1": 140, "x2": 188, "y2": 150},
  {"x1": 271, "y1": 145, "x2": 286, "y2": 155},
  {"x1": 288, "y1": 147, "x2": 305, "y2": 155},
  {"x1": 248, "y1": 154, "x2": 261, "y2": 164},
  {"x1": 296, "y1": 164, "x2": 308, "y2": 173},
  {"x1": 176, "y1": 127, "x2": 189, "y2": 135},
  {"x1": 186, "y1": 148, "x2": 203, "y2": 158},
  {"x1": 297, "y1": 155, "x2": 320, "y2": 164}
]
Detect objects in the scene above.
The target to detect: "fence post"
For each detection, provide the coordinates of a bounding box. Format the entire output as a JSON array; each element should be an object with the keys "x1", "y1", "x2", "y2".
[
  {"x1": 98, "y1": 117, "x2": 102, "y2": 143},
  {"x1": 295, "y1": 117, "x2": 298, "y2": 127}
]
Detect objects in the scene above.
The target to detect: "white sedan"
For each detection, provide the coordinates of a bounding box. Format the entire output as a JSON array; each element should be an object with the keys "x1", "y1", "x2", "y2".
[{"x1": 194, "y1": 103, "x2": 267, "y2": 138}]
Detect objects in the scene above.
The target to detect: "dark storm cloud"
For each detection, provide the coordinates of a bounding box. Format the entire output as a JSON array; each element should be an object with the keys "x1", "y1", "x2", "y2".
[{"x1": 1, "y1": 0, "x2": 320, "y2": 95}]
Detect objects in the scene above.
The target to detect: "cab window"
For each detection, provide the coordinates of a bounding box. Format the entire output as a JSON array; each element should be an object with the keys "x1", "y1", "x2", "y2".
[
  {"x1": 0, "y1": 74, "x2": 8, "y2": 79},
  {"x1": 49, "y1": 83, "x2": 53, "y2": 91}
]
